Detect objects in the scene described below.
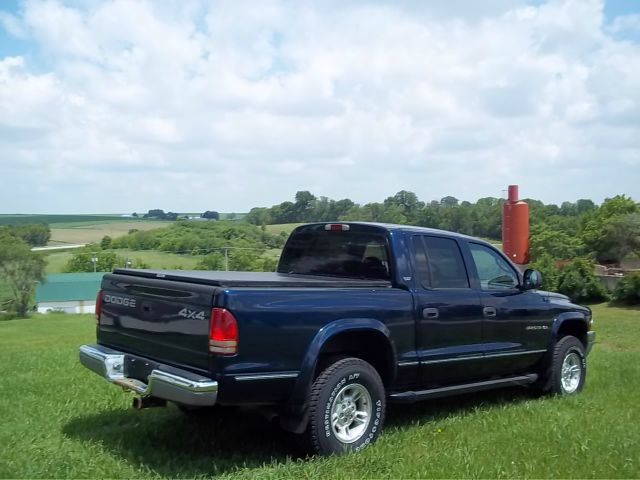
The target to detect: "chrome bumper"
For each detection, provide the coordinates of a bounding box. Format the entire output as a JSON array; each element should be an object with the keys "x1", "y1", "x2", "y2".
[
  {"x1": 79, "y1": 344, "x2": 218, "y2": 407},
  {"x1": 586, "y1": 331, "x2": 596, "y2": 356}
]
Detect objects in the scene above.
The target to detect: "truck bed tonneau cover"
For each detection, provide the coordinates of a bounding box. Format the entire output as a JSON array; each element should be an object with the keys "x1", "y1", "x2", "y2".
[{"x1": 111, "y1": 269, "x2": 392, "y2": 288}]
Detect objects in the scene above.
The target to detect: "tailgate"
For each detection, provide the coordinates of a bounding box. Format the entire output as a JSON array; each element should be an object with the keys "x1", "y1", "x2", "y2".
[{"x1": 97, "y1": 273, "x2": 216, "y2": 373}]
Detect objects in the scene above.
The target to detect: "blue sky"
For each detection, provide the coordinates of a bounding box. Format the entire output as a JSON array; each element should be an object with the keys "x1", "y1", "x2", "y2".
[{"x1": 0, "y1": 0, "x2": 639, "y2": 213}]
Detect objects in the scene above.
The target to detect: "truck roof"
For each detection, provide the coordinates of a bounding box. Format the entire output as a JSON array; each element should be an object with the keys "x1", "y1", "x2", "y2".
[{"x1": 297, "y1": 222, "x2": 488, "y2": 244}]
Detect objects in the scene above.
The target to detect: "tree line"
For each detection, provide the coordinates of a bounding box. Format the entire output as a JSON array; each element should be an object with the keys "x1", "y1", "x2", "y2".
[
  {"x1": 246, "y1": 190, "x2": 638, "y2": 262},
  {"x1": 62, "y1": 220, "x2": 285, "y2": 274},
  {"x1": 2, "y1": 191, "x2": 639, "y2": 319},
  {"x1": 0, "y1": 224, "x2": 50, "y2": 247},
  {"x1": 245, "y1": 190, "x2": 640, "y2": 303}
]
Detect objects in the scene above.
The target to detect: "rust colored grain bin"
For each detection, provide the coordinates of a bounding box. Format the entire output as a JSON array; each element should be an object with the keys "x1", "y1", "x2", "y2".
[{"x1": 502, "y1": 185, "x2": 529, "y2": 264}]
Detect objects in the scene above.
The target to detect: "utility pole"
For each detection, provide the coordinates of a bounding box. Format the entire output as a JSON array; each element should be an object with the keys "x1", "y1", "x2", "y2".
[
  {"x1": 224, "y1": 248, "x2": 229, "y2": 271},
  {"x1": 91, "y1": 253, "x2": 98, "y2": 273}
]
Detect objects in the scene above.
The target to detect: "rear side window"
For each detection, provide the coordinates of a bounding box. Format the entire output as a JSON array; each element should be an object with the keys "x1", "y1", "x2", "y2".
[
  {"x1": 278, "y1": 227, "x2": 390, "y2": 280},
  {"x1": 413, "y1": 236, "x2": 470, "y2": 289}
]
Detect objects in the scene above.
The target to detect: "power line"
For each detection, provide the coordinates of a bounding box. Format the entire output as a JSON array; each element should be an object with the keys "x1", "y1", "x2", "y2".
[{"x1": 57, "y1": 246, "x2": 281, "y2": 256}]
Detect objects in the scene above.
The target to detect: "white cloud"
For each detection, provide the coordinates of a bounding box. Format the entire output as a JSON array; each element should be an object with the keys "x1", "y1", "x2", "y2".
[
  {"x1": 0, "y1": 0, "x2": 638, "y2": 213},
  {"x1": 0, "y1": 11, "x2": 26, "y2": 37}
]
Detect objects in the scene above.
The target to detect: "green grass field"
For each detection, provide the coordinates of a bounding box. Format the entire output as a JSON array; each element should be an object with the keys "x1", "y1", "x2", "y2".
[
  {"x1": 0, "y1": 304, "x2": 638, "y2": 478},
  {"x1": 264, "y1": 223, "x2": 302, "y2": 235},
  {"x1": 43, "y1": 249, "x2": 202, "y2": 273}
]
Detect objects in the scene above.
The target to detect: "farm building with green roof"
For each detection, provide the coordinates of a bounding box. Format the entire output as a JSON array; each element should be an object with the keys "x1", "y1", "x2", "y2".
[{"x1": 36, "y1": 272, "x2": 106, "y2": 314}]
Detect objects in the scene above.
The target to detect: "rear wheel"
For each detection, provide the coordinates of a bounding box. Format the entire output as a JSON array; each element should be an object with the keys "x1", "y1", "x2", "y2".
[
  {"x1": 306, "y1": 357, "x2": 385, "y2": 455},
  {"x1": 538, "y1": 335, "x2": 586, "y2": 395}
]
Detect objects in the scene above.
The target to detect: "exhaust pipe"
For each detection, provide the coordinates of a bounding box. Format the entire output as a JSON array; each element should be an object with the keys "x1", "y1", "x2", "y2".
[{"x1": 132, "y1": 396, "x2": 167, "y2": 409}]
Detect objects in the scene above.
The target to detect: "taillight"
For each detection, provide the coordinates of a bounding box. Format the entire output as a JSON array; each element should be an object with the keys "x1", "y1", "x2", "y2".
[
  {"x1": 95, "y1": 289, "x2": 102, "y2": 324},
  {"x1": 209, "y1": 308, "x2": 238, "y2": 355}
]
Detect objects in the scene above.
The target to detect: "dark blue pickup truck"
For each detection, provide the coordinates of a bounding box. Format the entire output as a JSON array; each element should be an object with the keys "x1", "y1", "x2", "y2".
[{"x1": 80, "y1": 222, "x2": 595, "y2": 455}]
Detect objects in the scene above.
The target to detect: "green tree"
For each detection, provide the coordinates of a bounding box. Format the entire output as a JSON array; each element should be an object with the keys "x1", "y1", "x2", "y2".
[
  {"x1": 440, "y1": 196, "x2": 459, "y2": 207},
  {"x1": 100, "y1": 235, "x2": 112, "y2": 249},
  {"x1": 529, "y1": 225, "x2": 585, "y2": 261},
  {"x1": 611, "y1": 272, "x2": 640, "y2": 305},
  {"x1": 384, "y1": 191, "x2": 424, "y2": 222},
  {"x1": 529, "y1": 253, "x2": 560, "y2": 292},
  {"x1": 202, "y1": 211, "x2": 220, "y2": 220},
  {"x1": 556, "y1": 259, "x2": 609, "y2": 303},
  {"x1": 586, "y1": 213, "x2": 640, "y2": 263},
  {"x1": 228, "y1": 250, "x2": 263, "y2": 271},
  {"x1": 245, "y1": 207, "x2": 272, "y2": 226},
  {"x1": 575, "y1": 199, "x2": 596, "y2": 215},
  {"x1": 576, "y1": 195, "x2": 640, "y2": 263},
  {"x1": 64, "y1": 247, "x2": 125, "y2": 273},
  {"x1": 294, "y1": 191, "x2": 317, "y2": 221},
  {"x1": 0, "y1": 224, "x2": 51, "y2": 247},
  {"x1": 0, "y1": 236, "x2": 46, "y2": 317},
  {"x1": 195, "y1": 251, "x2": 226, "y2": 270}
]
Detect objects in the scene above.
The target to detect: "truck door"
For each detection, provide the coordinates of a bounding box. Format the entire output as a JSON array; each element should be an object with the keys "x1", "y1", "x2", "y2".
[
  {"x1": 465, "y1": 242, "x2": 553, "y2": 377},
  {"x1": 411, "y1": 235, "x2": 485, "y2": 386}
]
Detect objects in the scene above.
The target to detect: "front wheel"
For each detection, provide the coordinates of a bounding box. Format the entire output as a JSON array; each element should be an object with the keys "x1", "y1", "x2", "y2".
[
  {"x1": 307, "y1": 357, "x2": 385, "y2": 455},
  {"x1": 539, "y1": 335, "x2": 587, "y2": 395}
]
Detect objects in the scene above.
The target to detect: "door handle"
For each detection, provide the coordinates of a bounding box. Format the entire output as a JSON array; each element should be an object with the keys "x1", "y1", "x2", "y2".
[
  {"x1": 423, "y1": 307, "x2": 439, "y2": 319},
  {"x1": 483, "y1": 306, "x2": 497, "y2": 318}
]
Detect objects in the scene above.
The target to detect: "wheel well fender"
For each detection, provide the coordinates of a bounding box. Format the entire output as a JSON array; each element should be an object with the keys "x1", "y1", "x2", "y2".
[
  {"x1": 551, "y1": 312, "x2": 589, "y2": 348},
  {"x1": 280, "y1": 318, "x2": 396, "y2": 433}
]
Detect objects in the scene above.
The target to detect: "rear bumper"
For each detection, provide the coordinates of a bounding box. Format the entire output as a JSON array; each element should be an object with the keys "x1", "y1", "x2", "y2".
[
  {"x1": 586, "y1": 331, "x2": 596, "y2": 356},
  {"x1": 79, "y1": 344, "x2": 218, "y2": 407}
]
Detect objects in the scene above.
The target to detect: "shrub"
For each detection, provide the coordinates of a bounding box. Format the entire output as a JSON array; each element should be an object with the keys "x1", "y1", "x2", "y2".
[
  {"x1": 529, "y1": 226, "x2": 585, "y2": 262},
  {"x1": 556, "y1": 258, "x2": 609, "y2": 303},
  {"x1": 529, "y1": 253, "x2": 560, "y2": 291},
  {"x1": 611, "y1": 272, "x2": 640, "y2": 305}
]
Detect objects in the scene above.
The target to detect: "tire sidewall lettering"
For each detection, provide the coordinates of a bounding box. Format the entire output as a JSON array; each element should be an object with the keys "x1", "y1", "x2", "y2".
[{"x1": 320, "y1": 369, "x2": 384, "y2": 452}]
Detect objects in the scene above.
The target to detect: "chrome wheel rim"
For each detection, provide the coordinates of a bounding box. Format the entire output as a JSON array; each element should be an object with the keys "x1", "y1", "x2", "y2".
[
  {"x1": 330, "y1": 383, "x2": 372, "y2": 443},
  {"x1": 561, "y1": 351, "x2": 582, "y2": 393}
]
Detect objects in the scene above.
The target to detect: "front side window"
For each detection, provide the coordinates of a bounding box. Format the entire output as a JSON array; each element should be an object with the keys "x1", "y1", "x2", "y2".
[{"x1": 469, "y1": 243, "x2": 519, "y2": 290}]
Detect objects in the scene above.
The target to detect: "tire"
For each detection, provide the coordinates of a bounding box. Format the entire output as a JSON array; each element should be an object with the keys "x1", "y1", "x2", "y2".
[
  {"x1": 538, "y1": 335, "x2": 587, "y2": 395},
  {"x1": 307, "y1": 357, "x2": 385, "y2": 455}
]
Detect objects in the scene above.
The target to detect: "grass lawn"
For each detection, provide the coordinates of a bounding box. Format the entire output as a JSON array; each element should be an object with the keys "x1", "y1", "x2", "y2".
[
  {"x1": 264, "y1": 223, "x2": 302, "y2": 235},
  {"x1": 0, "y1": 304, "x2": 638, "y2": 478}
]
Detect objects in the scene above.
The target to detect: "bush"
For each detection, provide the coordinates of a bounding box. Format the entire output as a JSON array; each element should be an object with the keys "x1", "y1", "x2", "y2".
[
  {"x1": 529, "y1": 253, "x2": 560, "y2": 291},
  {"x1": 612, "y1": 272, "x2": 640, "y2": 305},
  {"x1": 556, "y1": 258, "x2": 609, "y2": 303},
  {"x1": 529, "y1": 226, "x2": 585, "y2": 262}
]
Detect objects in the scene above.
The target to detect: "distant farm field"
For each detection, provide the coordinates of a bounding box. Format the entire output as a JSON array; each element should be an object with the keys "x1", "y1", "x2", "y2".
[
  {"x1": 0, "y1": 214, "x2": 129, "y2": 225},
  {"x1": 49, "y1": 221, "x2": 171, "y2": 246},
  {"x1": 0, "y1": 215, "x2": 172, "y2": 245},
  {"x1": 0, "y1": 304, "x2": 638, "y2": 478}
]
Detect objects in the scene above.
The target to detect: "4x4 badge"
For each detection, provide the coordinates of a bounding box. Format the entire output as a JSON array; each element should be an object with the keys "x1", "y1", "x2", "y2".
[{"x1": 178, "y1": 308, "x2": 206, "y2": 320}]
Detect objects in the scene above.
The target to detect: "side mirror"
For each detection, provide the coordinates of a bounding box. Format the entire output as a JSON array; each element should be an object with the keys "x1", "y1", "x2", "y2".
[{"x1": 522, "y1": 269, "x2": 542, "y2": 290}]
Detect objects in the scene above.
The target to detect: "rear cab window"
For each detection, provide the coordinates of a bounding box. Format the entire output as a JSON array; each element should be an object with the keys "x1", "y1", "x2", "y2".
[
  {"x1": 278, "y1": 224, "x2": 391, "y2": 280},
  {"x1": 412, "y1": 235, "x2": 470, "y2": 289}
]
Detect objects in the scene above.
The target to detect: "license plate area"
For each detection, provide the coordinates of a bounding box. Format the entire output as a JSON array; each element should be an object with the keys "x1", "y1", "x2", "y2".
[{"x1": 125, "y1": 355, "x2": 160, "y2": 381}]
